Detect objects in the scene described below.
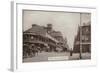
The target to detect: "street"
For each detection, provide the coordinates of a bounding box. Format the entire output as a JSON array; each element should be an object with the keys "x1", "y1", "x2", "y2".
[
  {"x1": 23, "y1": 51, "x2": 91, "y2": 62},
  {"x1": 23, "y1": 52, "x2": 70, "y2": 62}
]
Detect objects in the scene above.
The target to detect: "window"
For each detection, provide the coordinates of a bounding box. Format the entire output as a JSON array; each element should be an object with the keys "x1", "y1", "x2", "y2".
[{"x1": 31, "y1": 36, "x2": 34, "y2": 40}]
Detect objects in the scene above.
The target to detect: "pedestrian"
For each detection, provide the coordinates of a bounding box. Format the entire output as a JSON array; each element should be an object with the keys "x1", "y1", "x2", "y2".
[{"x1": 70, "y1": 48, "x2": 73, "y2": 56}]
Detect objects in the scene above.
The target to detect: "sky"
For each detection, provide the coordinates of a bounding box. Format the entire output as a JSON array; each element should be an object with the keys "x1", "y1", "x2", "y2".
[{"x1": 23, "y1": 10, "x2": 91, "y2": 49}]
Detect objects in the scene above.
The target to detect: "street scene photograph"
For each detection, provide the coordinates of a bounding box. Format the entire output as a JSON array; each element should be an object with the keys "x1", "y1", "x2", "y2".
[{"x1": 22, "y1": 10, "x2": 91, "y2": 63}]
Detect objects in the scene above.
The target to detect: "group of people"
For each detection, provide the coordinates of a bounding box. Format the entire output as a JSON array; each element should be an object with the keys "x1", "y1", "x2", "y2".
[
  {"x1": 23, "y1": 44, "x2": 69, "y2": 59},
  {"x1": 23, "y1": 44, "x2": 43, "y2": 59}
]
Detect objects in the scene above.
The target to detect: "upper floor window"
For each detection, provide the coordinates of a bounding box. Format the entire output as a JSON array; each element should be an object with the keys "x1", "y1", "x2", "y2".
[{"x1": 31, "y1": 36, "x2": 34, "y2": 40}]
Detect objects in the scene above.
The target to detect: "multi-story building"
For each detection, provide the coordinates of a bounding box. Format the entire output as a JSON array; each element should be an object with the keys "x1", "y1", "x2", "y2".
[
  {"x1": 73, "y1": 22, "x2": 91, "y2": 53},
  {"x1": 23, "y1": 24, "x2": 68, "y2": 57}
]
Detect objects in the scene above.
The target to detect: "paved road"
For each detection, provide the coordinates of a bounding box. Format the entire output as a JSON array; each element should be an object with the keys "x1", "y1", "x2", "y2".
[
  {"x1": 23, "y1": 52, "x2": 91, "y2": 63},
  {"x1": 23, "y1": 52, "x2": 70, "y2": 62}
]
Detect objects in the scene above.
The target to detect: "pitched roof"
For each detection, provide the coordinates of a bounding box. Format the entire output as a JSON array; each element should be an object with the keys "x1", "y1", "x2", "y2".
[
  {"x1": 24, "y1": 24, "x2": 59, "y2": 43},
  {"x1": 24, "y1": 24, "x2": 47, "y2": 36}
]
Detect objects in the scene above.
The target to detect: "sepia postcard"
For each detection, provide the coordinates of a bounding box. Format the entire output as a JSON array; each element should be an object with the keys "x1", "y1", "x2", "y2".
[
  {"x1": 23, "y1": 10, "x2": 91, "y2": 62},
  {"x1": 11, "y1": 1, "x2": 96, "y2": 71}
]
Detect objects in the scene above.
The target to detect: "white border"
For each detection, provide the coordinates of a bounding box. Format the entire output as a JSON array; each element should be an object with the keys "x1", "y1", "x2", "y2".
[{"x1": 11, "y1": 1, "x2": 97, "y2": 72}]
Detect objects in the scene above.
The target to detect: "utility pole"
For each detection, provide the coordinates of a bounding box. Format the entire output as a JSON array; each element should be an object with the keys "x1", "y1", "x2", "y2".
[{"x1": 79, "y1": 13, "x2": 82, "y2": 59}]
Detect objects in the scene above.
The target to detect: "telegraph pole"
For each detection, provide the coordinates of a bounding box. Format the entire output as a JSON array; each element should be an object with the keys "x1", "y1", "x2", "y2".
[{"x1": 79, "y1": 13, "x2": 82, "y2": 59}]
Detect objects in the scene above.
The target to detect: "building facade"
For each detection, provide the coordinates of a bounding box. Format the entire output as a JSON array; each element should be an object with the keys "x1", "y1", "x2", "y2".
[
  {"x1": 73, "y1": 22, "x2": 91, "y2": 53},
  {"x1": 23, "y1": 24, "x2": 68, "y2": 58}
]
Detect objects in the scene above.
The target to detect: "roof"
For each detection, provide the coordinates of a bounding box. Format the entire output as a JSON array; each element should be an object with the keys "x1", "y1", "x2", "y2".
[
  {"x1": 24, "y1": 24, "x2": 59, "y2": 43},
  {"x1": 24, "y1": 24, "x2": 47, "y2": 36},
  {"x1": 49, "y1": 31, "x2": 62, "y2": 37}
]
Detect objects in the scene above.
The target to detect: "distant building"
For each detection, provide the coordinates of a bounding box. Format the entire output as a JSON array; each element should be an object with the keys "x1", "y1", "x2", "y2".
[
  {"x1": 23, "y1": 24, "x2": 68, "y2": 53},
  {"x1": 73, "y1": 22, "x2": 91, "y2": 53}
]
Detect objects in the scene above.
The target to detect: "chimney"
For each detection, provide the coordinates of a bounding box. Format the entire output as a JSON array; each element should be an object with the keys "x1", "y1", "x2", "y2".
[
  {"x1": 32, "y1": 24, "x2": 37, "y2": 27},
  {"x1": 47, "y1": 24, "x2": 52, "y2": 31}
]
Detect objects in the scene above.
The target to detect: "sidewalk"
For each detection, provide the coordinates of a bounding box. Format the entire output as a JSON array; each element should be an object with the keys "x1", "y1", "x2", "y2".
[{"x1": 69, "y1": 53, "x2": 91, "y2": 60}]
